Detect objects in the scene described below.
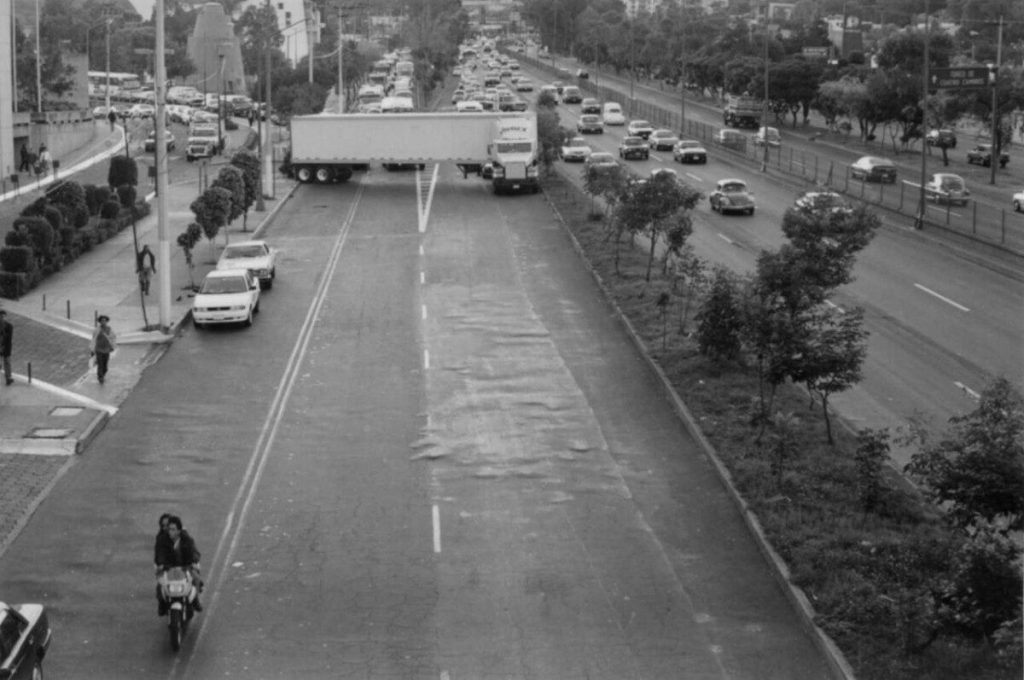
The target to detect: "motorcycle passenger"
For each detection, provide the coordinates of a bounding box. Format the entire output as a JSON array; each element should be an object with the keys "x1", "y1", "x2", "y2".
[{"x1": 155, "y1": 515, "x2": 204, "y2": 614}]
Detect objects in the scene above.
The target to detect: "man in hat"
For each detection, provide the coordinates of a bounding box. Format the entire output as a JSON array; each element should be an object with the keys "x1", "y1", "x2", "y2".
[
  {"x1": 91, "y1": 315, "x2": 117, "y2": 384},
  {"x1": 0, "y1": 310, "x2": 12, "y2": 385}
]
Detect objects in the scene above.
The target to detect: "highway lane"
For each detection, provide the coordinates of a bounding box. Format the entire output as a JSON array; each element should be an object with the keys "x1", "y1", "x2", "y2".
[
  {"x1": 0, "y1": 164, "x2": 835, "y2": 679},
  {"x1": 540, "y1": 91, "x2": 1022, "y2": 462}
]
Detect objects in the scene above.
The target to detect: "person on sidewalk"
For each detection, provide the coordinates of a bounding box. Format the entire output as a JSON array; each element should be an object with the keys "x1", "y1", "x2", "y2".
[
  {"x1": 90, "y1": 315, "x2": 117, "y2": 385},
  {"x1": 137, "y1": 245, "x2": 156, "y2": 295},
  {"x1": 0, "y1": 310, "x2": 13, "y2": 386},
  {"x1": 107, "y1": 109, "x2": 117, "y2": 131},
  {"x1": 36, "y1": 145, "x2": 52, "y2": 176},
  {"x1": 18, "y1": 144, "x2": 31, "y2": 173}
]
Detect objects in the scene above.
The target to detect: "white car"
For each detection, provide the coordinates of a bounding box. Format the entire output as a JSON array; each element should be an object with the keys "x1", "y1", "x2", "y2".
[
  {"x1": 216, "y1": 240, "x2": 277, "y2": 289},
  {"x1": 626, "y1": 120, "x2": 655, "y2": 139},
  {"x1": 515, "y1": 78, "x2": 534, "y2": 92},
  {"x1": 794, "y1": 191, "x2": 852, "y2": 214},
  {"x1": 601, "y1": 102, "x2": 625, "y2": 125},
  {"x1": 192, "y1": 269, "x2": 261, "y2": 328},
  {"x1": 456, "y1": 100, "x2": 484, "y2": 112},
  {"x1": 560, "y1": 136, "x2": 592, "y2": 162},
  {"x1": 1014, "y1": 187, "x2": 1024, "y2": 213},
  {"x1": 673, "y1": 139, "x2": 707, "y2": 164},
  {"x1": 753, "y1": 126, "x2": 781, "y2": 147},
  {"x1": 128, "y1": 103, "x2": 155, "y2": 119}
]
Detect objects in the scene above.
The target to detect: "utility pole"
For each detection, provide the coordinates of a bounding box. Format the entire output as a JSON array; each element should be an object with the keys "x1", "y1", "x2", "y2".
[
  {"x1": 915, "y1": 0, "x2": 930, "y2": 230},
  {"x1": 105, "y1": 19, "x2": 112, "y2": 112},
  {"x1": 760, "y1": 5, "x2": 770, "y2": 173},
  {"x1": 989, "y1": 16, "x2": 1003, "y2": 186},
  {"x1": 679, "y1": 5, "x2": 687, "y2": 134},
  {"x1": 337, "y1": 6, "x2": 344, "y2": 111},
  {"x1": 35, "y1": 0, "x2": 42, "y2": 112},
  {"x1": 155, "y1": 0, "x2": 171, "y2": 331}
]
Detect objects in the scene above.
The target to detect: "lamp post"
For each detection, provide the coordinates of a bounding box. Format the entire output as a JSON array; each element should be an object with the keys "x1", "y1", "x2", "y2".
[
  {"x1": 988, "y1": 16, "x2": 1004, "y2": 187},
  {"x1": 760, "y1": 4, "x2": 771, "y2": 173},
  {"x1": 217, "y1": 48, "x2": 226, "y2": 156},
  {"x1": 915, "y1": 0, "x2": 931, "y2": 230}
]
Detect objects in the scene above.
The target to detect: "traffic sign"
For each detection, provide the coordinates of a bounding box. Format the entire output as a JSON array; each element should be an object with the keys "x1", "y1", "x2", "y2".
[
  {"x1": 929, "y1": 66, "x2": 990, "y2": 90},
  {"x1": 801, "y1": 46, "x2": 829, "y2": 59}
]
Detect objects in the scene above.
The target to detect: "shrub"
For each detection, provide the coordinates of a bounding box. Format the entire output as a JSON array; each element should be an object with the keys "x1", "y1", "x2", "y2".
[
  {"x1": 224, "y1": 117, "x2": 239, "y2": 131},
  {"x1": 696, "y1": 267, "x2": 743, "y2": 362},
  {"x1": 13, "y1": 217, "x2": 56, "y2": 265},
  {"x1": 46, "y1": 180, "x2": 89, "y2": 228},
  {"x1": 108, "y1": 155, "x2": 138, "y2": 188},
  {"x1": 116, "y1": 184, "x2": 136, "y2": 209},
  {"x1": 19, "y1": 197, "x2": 48, "y2": 218},
  {"x1": 4, "y1": 230, "x2": 29, "y2": 247},
  {"x1": 0, "y1": 271, "x2": 30, "y2": 299},
  {"x1": 100, "y1": 199, "x2": 121, "y2": 219},
  {"x1": 83, "y1": 184, "x2": 111, "y2": 216},
  {"x1": 0, "y1": 246, "x2": 36, "y2": 273}
]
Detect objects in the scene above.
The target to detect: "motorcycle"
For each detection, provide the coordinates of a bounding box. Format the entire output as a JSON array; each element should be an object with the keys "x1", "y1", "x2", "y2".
[{"x1": 158, "y1": 566, "x2": 199, "y2": 651}]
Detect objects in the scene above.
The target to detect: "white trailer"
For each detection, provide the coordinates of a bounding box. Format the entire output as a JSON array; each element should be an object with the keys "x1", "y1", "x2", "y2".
[{"x1": 288, "y1": 112, "x2": 538, "y2": 190}]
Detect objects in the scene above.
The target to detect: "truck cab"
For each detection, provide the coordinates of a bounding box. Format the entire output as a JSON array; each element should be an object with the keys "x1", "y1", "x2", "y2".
[{"x1": 186, "y1": 124, "x2": 221, "y2": 162}]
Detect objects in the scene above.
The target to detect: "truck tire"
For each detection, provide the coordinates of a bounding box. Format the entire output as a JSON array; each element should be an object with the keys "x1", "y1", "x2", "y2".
[
  {"x1": 295, "y1": 166, "x2": 314, "y2": 183},
  {"x1": 315, "y1": 166, "x2": 334, "y2": 183},
  {"x1": 335, "y1": 166, "x2": 353, "y2": 182}
]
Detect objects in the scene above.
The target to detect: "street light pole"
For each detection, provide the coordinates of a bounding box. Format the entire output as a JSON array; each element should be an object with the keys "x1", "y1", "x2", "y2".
[
  {"x1": 915, "y1": 0, "x2": 930, "y2": 230},
  {"x1": 760, "y1": 8, "x2": 770, "y2": 172},
  {"x1": 35, "y1": 0, "x2": 42, "y2": 112},
  {"x1": 155, "y1": 0, "x2": 171, "y2": 331},
  {"x1": 988, "y1": 16, "x2": 1003, "y2": 186},
  {"x1": 337, "y1": 7, "x2": 344, "y2": 111}
]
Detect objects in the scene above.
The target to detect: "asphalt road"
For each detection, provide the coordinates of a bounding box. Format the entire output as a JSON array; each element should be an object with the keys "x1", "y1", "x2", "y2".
[
  {"x1": 531, "y1": 72, "x2": 1023, "y2": 464},
  {"x1": 0, "y1": 166, "x2": 835, "y2": 678}
]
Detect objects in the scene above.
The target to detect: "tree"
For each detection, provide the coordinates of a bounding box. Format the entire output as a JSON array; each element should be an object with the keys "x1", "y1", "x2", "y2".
[
  {"x1": 615, "y1": 174, "x2": 701, "y2": 282},
  {"x1": 535, "y1": 108, "x2": 564, "y2": 176},
  {"x1": 230, "y1": 150, "x2": 260, "y2": 231},
  {"x1": 211, "y1": 166, "x2": 246, "y2": 232},
  {"x1": 190, "y1": 187, "x2": 234, "y2": 249},
  {"x1": 905, "y1": 378, "x2": 1024, "y2": 533},
  {"x1": 108, "y1": 156, "x2": 138, "y2": 191},
  {"x1": 796, "y1": 306, "x2": 869, "y2": 444},
  {"x1": 695, "y1": 266, "x2": 743, "y2": 363},
  {"x1": 176, "y1": 222, "x2": 203, "y2": 290}
]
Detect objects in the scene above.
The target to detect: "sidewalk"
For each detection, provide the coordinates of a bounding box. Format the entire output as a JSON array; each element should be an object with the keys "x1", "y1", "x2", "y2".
[{"x1": 0, "y1": 122, "x2": 297, "y2": 554}]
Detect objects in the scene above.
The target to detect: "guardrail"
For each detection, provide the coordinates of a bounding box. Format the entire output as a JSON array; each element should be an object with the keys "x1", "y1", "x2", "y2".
[{"x1": 511, "y1": 50, "x2": 1024, "y2": 256}]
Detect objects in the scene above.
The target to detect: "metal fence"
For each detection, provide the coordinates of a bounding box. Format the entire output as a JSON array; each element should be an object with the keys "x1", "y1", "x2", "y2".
[{"x1": 512, "y1": 50, "x2": 1024, "y2": 256}]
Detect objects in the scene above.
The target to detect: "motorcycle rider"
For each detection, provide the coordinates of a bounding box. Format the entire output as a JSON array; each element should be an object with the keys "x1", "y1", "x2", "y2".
[{"x1": 155, "y1": 515, "x2": 204, "y2": 614}]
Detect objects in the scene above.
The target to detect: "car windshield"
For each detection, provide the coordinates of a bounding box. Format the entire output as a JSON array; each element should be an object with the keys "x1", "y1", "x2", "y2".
[
  {"x1": 633, "y1": 121, "x2": 651, "y2": 128},
  {"x1": 192, "y1": 128, "x2": 217, "y2": 138},
  {"x1": 721, "y1": 182, "x2": 747, "y2": 193},
  {"x1": 590, "y1": 153, "x2": 614, "y2": 163},
  {"x1": 497, "y1": 142, "x2": 532, "y2": 153},
  {"x1": 678, "y1": 141, "x2": 700, "y2": 148},
  {"x1": 568, "y1": 138, "x2": 587, "y2": 147},
  {"x1": 224, "y1": 245, "x2": 266, "y2": 259},
  {"x1": 624, "y1": 138, "x2": 644, "y2": 146},
  {"x1": 201, "y1": 276, "x2": 249, "y2": 294},
  {"x1": 939, "y1": 176, "x2": 965, "y2": 191},
  {"x1": 654, "y1": 131, "x2": 673, "y2": 137}
]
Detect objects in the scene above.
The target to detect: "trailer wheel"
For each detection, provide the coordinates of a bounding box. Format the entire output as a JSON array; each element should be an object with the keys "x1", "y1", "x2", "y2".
[
  {"x1": 335, "y1": 166, "x2": 353, "y2": 182},
  {"x1": 314, "y1": 166, "x2": 334, "y2": 184},
  {"x1": 295, "y1": 166, "x2": 314, "y2": 183}
]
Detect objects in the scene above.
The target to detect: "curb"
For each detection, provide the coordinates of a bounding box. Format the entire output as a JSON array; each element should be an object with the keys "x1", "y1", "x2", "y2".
[
  {"x1": 75, "y1": 408, "x2": 110, "y2": 454},
  {"x1": 541, "y1": 177, "x2": 856, "y2": 680}
]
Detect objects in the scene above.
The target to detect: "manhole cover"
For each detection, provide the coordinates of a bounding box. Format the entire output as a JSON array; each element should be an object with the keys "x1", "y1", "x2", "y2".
[
  {"x1": 51, "y1": 407, "x2": 83, "y2": 417},
  {"x1": 27, "y1": 427, "x2": 73, "y2": 439}
]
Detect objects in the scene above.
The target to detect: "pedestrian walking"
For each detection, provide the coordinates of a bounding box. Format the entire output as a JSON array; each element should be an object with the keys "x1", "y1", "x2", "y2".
[
  {"x1": 136, "y1": 244, "x2": 156, "y2": 295},
  {"x1": 108, "y1": 109, "x2": 117, "y2": 131},
  {"x1": 0, "y1": 309, "x2": 13, "y2": 386},
  {"x1": 18, "y1": 144, "x2": 31, "y2": 173},
  {"x1": 36, "y1": 145, "x2": 52, "y2": 176},
  {"x1": 91, "y1": 315, "x2": 117, "y2": 385}
]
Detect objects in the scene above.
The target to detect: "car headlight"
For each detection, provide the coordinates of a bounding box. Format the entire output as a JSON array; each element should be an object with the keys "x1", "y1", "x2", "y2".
[{"x1": 229, "y1": 305, "x2": 248, "y2": 311}]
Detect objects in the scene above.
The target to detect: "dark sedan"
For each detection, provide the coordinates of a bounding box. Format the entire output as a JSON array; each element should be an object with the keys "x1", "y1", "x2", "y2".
[
  {"x1": 618, "y1": 136, "x2": 650, "y2": 160},
  {"x1": 850, "y1": 156, "x2": 897, "y2": 183},
  {"x1": 966, "y1": 144, "x2": 1009, "y2": 168}
]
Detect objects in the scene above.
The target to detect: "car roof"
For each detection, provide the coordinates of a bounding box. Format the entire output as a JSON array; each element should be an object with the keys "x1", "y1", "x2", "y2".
[
  {"x1": 623, "y1": 136, "x2": 644, "y2": 142},
  {"x1": 225, "y1": 240, "x2": 268, "y2": 248},
  {"x1": 590, "y1": 152, "x2": 615, "y2": 160},
  {"x1": 858, "y1": 156, "x2": 893, "y2": 164},
  {"x1": 718, "y1": 178, "x2": 748, "y2": 187},
  {"x1": 630, "y1": 120, "x2": 652, "y2": 125}
]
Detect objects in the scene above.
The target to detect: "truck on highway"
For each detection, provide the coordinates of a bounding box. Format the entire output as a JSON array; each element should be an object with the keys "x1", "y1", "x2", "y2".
[
  {"x1": 723, "y1": 94, "x2": 762, "y2": 129},
  {"x1": 288, "y1": 112, "x2": 539, "y2": 193}
]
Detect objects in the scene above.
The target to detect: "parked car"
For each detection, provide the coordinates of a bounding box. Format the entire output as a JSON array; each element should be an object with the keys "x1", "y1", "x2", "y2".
[
  {"x1": 456, "y1": 100, "x2": 484, "y2": 112},
  {"x1": 673, "y1": 139, "x2": 707, "y2": 164},
  {"x1": 584, "y1": 152, "x2": 619, "y2": 173},
  {"x1": 560, "y1": 136, "x2": 592, "y2": 163},
  {"x1": 753, "y1": 126, "x2": 781, "y2": 147},
  {"x1": 192, "y1": 269, "x2": 261, "y2": 328},
  {"x1": 561, "y1": 86, "x2": 583, "y2": 104},
  {"x1": 648, "y1": 129, "x2": 679, "y2": 151},
  {"x1": 619, "y1": 136, "x2": 650, "y2": 160},
  {"x1": 144, "y1": 129, "x2": 176, "y2": 153},
  {"x1": 1014, "y1": 187, "x2": 1024, "y2": 213},
  {"x1": 850, "y1": 156, "x2": 897, "y2": 183},
  {"x1": 709, "y1": 178, "x2": 756, "y2": 215},
  {"x1": 515, "y1": 78, "x2": 534, "y2": 92},
  {"x1": 926, "y1": 128, "x2": 957, "y2": 148},
  {"x1": 601, "y1": 102, "x2": 625, "y2": 125},
  {"x1": 580, "y1": 98, "x2": 601, "y2": 114},
  {"x1": 0, "y1": 601, "x2": 52, "y2": 680},
  {"x1": 128, "y1": 103, "x2": 155, "y2": 119},
  {"x1": 924, "y1": 173, "x2": 970, "y2": 205},
  {"x1": 576, "y1": 68, "x2": 589, "y2": 79},
  {"x1": 966, "y1": 144, "x2": 1009, "y2": 168},
  {"x1": 626, "y1": 120, "x2": 655, "y2": 139},
  {"x1": 216, "y1": 240, "x2": 277, "y2": 289},
  {"x1": 538, "y1": 85, "x2": 560, "y2": 103},
  {"x1": 577, "y1": 114, "x2": 604, "y2": 134}
]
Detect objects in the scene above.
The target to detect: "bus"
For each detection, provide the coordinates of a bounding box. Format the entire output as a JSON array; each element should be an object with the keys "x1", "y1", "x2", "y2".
[
  {"x1": 88, "y1": 71, "x2": 142, "y2": 98},
  {"x1": 395, "y1": 60, "x2": 414, "y2": 78}
]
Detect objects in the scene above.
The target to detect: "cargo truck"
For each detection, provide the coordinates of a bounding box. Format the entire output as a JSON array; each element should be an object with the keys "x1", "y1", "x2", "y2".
[
  {"x1": 288, "y1": 112, "x2": 539, "y2": 193},
  {"x1": 722, "y1": 94, "x2": 762, "y2": 129}
]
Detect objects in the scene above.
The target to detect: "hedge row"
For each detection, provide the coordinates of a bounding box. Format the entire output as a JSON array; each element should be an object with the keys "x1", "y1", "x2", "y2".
[{"x1": 0, "y1": 173, "x2": 150, "y2": 299}]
